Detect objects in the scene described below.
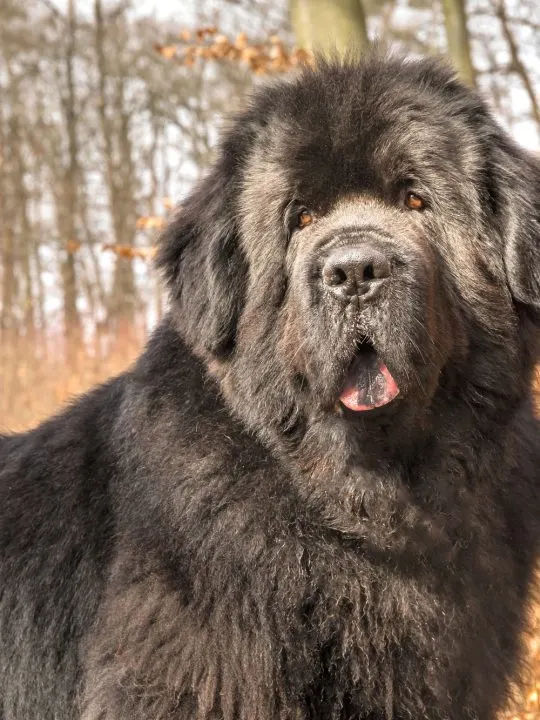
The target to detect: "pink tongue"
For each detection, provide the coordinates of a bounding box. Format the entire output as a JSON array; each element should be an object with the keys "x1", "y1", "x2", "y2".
[{"x1": 339, "y1": 360, "x2": 400, "y2": 412}]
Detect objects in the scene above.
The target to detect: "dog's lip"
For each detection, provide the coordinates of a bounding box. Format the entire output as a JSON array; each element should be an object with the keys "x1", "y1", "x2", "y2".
[{"x1": 338, "y1": 340, "x2": 400, "y2": 412}]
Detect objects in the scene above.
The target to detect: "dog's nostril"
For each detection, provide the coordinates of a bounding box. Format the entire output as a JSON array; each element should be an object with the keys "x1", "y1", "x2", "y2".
[
  {"x1": 363, "y1": 264, "x2": 374, "y2": 281},
  {"x1": 323, "y1": 266, "x2": 348, "y2": 287}
]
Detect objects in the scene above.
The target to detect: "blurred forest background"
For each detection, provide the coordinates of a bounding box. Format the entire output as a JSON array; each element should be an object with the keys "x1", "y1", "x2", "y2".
[{"x1": 0, "y1": 0, "x2": 539, "y2": 716}]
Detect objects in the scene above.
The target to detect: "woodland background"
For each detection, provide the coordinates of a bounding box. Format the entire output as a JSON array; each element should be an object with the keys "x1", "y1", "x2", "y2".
[{"x1": 1, "y1": 0, "x2": 539, "y2": 716}]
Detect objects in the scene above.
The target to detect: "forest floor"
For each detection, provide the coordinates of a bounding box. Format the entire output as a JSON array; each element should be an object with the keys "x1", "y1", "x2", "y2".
[{"x1": 1, "y1": 340, "x2": 540, "y2": 719}]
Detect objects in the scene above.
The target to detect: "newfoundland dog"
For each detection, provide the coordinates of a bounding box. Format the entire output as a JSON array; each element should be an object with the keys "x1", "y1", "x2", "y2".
[{"x1": 1, "y1": 53, "x2": 540, "y2": 720}]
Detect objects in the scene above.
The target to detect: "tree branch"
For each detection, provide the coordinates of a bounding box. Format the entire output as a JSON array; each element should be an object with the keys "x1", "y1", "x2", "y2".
[{"x1": 493, "y1": 0, "x2": 540, "y2": 130}]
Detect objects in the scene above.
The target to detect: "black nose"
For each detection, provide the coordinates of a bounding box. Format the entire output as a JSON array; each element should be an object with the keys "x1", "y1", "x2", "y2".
[{"x1": 322, "y1": 245, "x2": 391, "y2": 300}]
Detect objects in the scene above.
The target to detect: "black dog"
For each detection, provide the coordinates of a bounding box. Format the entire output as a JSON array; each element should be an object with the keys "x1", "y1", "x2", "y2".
[{"x1": 1, "y1": 53, "x2": 540, "y2": 720}]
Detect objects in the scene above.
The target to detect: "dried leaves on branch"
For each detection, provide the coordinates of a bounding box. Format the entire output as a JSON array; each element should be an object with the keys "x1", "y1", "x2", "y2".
[
  {"x1": 155, "y1": 27, "x2": 313, "y2": 75},
  {"x1": 102, "y1": 244, "x2": 157, "y2": 261},
  {"x1": 65, "y1": 204, "x2": 170, "y2": 261},
  {"x1": 66, "y1": 237, "x2": 158, "y2": 262}
]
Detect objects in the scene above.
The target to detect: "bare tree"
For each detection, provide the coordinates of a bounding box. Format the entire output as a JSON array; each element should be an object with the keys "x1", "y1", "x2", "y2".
[
  {"x1": 56, "y1": 0, "x2": 83, "y2": 366},
  {"x1": 94, "y1": 0, "x2": 138, "y2": 336},
  {"x1": 493, "y1": 0, "x2": 540, "y2": 132}
]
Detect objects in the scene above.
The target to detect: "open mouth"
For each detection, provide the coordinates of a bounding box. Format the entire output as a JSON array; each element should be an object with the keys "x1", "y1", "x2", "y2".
[{"x1": 339, "y1": 339, "x2": 400, "y2": 412}]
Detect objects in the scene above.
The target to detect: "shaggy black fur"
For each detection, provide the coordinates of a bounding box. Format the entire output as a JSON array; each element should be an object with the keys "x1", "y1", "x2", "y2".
[{"x1": 1, "y1": 53, "x2": 540, "y2": 720}]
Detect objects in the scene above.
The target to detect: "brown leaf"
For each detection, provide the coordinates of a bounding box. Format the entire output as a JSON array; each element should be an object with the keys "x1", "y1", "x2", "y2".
[
  {"x1": 135, "y1": 216, "x2": 166, "y2": 230},
  {"x1": 154, "y1": 44, "x2": 177, "y2": 59},
  {"x1": 65, "y1": 240, "x2": 81, "y2": 253}
]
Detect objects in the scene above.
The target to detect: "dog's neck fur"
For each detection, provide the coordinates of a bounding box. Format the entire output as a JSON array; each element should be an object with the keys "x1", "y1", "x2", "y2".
[{"x1": 148, "y1": 319, "x2": 534, "y2": 560}]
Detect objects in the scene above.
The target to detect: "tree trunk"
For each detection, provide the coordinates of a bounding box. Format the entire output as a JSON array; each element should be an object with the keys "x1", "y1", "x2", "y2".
[
  {"x1": 0, "y1": 98, "x2": 18, "y2": 413},
  {"x1": 441, "y1": 0, "x2": 476, "y2": 86},
  {"x1": 290, "y1": 0, "x2": 369, "y2": 56},
  {"x1": 7, "y1": 85, "x2": 36, "y2": 345},
  {"x1": 94, "y1": 0, "x2": 138, "y2": 341},
  {"x1": 61, "y1": 0, "x2": 83, "y2": 367},
  {"x1": 0, "y1": 71, "x2": 17, "y2": 344}
]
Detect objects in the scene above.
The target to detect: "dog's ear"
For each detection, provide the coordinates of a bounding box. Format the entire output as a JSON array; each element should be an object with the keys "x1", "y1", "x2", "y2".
[
  {"x1": 156, "y1": 151, "x2": 248, "y2": 358},
  {"x1": 494, "y1": 134, "x2": 540, "y2": 317}
]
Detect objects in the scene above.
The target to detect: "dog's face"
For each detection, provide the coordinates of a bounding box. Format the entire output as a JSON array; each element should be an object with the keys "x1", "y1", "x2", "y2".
[{"x1": 159, "y1": 56, "x2": 540, "y2": 448}]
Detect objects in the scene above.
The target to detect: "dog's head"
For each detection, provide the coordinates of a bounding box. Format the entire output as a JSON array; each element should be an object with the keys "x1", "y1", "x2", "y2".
[{"x1": 158, "y1": 54, "x2": 540, "y2": 446}]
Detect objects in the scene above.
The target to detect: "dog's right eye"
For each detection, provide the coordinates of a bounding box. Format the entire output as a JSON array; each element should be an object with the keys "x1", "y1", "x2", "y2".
[
  {"x1": 298, "y1": 209, "x2": 314, "y2": 229},
  {"x1": 404, "y1": 192, "x2": 425, "y2": 211}
]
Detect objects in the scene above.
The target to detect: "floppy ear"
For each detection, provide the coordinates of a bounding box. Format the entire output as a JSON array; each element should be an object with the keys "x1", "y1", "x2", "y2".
[
  {"x1": 495, "y1": 134, "x2": 540, "y2": 316},
  {"x1": 156, "y1": 158, "x2": 248, "y2": 358}
]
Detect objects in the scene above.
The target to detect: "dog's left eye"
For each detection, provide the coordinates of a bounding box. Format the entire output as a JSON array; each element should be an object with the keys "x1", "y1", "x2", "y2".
[
  {"x1": 297, "y1": 209, "x2": 314, "y2": 228},
  {"x1": 404, "y1": 192, "x2": 425, "y2": 211}
]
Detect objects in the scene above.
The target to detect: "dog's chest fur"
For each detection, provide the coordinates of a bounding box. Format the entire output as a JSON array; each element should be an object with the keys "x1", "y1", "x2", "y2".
[{"x1": 81, "y1": 414, "x2": 531, "y2": 720}]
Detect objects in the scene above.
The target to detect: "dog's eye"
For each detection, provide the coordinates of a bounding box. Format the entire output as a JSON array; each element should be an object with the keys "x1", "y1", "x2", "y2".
[
  {"x1": 404, "y1": 192, "x2": 425, "y2": 211},
  {"x1": 298, "y1": 209, "x2": 314, "y2": 228}
]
